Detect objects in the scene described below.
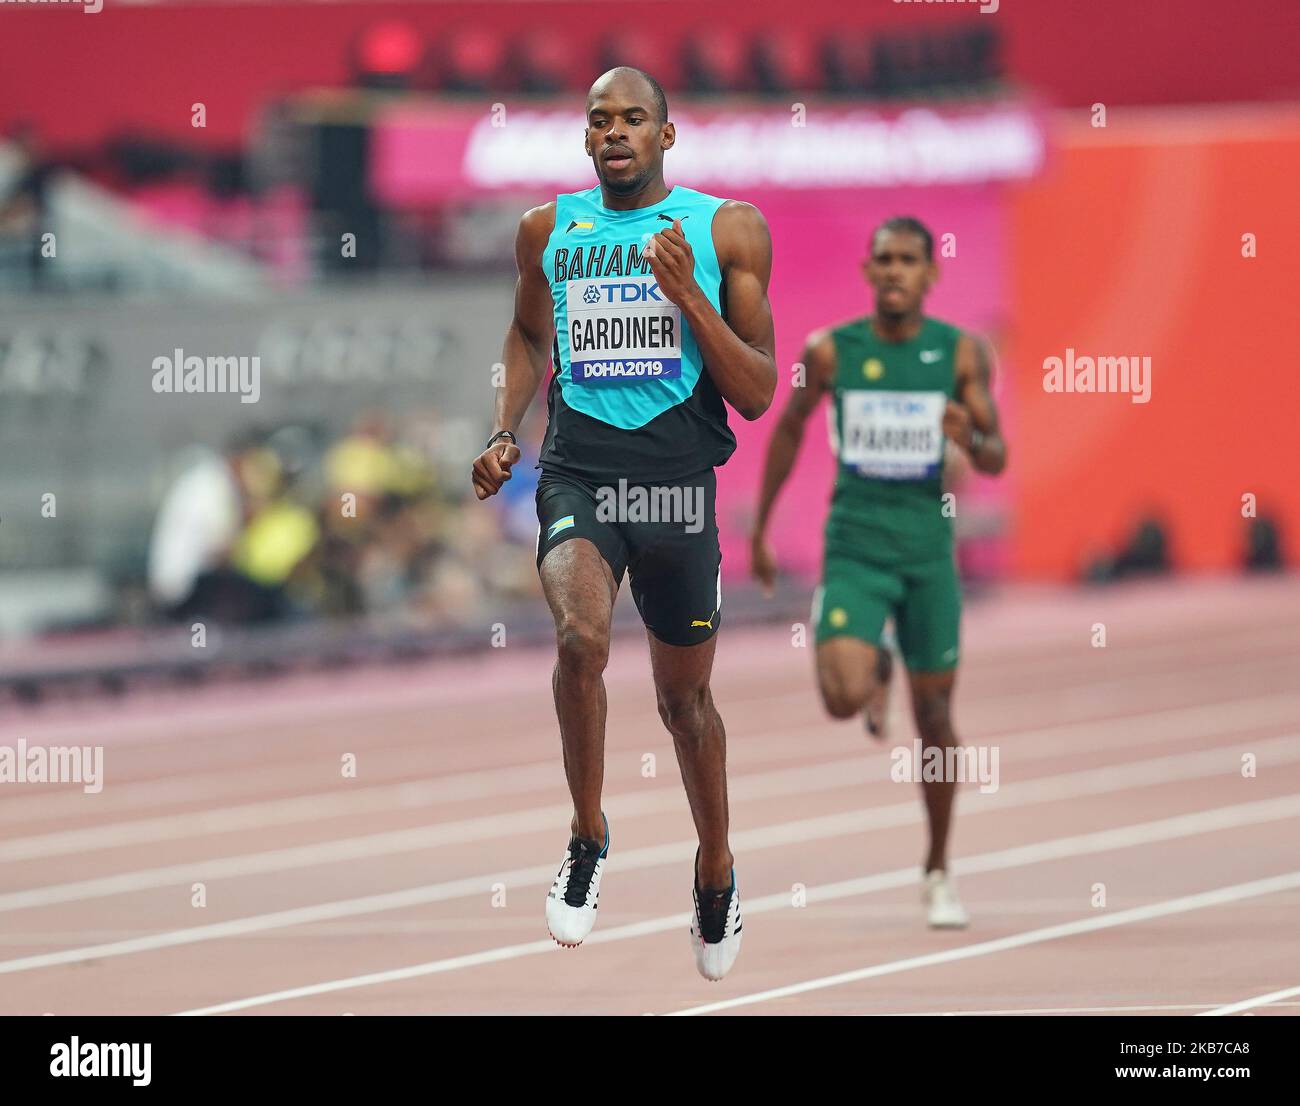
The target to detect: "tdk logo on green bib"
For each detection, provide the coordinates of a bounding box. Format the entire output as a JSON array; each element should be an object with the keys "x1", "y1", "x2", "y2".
[{"x1": 566, "y1": 276, "x2": 683, "y2": 385}]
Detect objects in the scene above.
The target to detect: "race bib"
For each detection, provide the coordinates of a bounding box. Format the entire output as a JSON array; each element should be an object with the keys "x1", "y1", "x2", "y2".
[
  {"x1": 840, "y1": 389, "x2": 945, "y2": 480},
  {"x1": 566, "y1": 276, "x2": 683, "y2": 384}
]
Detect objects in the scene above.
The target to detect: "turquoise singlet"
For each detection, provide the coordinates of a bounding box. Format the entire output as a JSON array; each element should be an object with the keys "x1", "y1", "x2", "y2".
[{"x1": 538, "y1": 184, "x2": 737, "y2": 484}]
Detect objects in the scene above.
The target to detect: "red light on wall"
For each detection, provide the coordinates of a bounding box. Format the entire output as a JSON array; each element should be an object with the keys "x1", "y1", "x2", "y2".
[{"x1": 359, "y1": 21, "x2": 423, "y2": 76}]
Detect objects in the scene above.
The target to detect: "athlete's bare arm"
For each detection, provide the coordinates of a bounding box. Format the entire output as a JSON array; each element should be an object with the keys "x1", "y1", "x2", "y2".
[
  {"x1": 471, "y1": 203, "x2": 556, "y2": 501},
  {"x1": 750, "y1": 328, "x2": 836, "y2": 593},
  {"x1": 943, "y1": 333, "x2": 1007, "y2": 476},
  {"x1": 647, "y1": 200, "x2": 776, "y2": 421}
]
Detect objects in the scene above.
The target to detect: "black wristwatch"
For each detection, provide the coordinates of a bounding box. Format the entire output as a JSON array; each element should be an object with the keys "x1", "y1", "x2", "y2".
[{"x1": 486, "y1": 429, "x2": 517, "y2": 449}]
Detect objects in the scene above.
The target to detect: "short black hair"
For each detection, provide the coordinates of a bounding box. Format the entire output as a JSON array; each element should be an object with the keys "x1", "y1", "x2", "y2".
[
  {"x1": 872, "y1": 216, "x2": 934, "y2": 261},
  {"x1": 593, "y1": 66, "x2": 669, "y2": 125}
]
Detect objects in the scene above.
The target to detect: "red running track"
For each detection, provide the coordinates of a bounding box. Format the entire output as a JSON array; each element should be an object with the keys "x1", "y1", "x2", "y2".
[{"x1": 0, "y1": 577, "x2": 1297, "y2": 1016}]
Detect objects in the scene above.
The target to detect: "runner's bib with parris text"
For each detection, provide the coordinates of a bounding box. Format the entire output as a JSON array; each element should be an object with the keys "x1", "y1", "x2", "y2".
[
  {"x1": 839, "y1": 389, "x2": 946, "y2": 480},
  {"x1": 824, "y1": 315, "x2": 964, "y2": 567}
]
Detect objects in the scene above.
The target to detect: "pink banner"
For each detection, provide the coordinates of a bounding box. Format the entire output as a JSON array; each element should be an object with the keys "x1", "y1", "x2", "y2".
[
  {"x1": 371, "y1": 100, "x2": 1045, "y2": 206},
  {"x1": 725, "y1": 184, "x2": 1013, "y2": 583}
]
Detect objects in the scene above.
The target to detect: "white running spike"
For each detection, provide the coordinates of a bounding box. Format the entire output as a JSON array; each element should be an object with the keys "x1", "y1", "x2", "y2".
[
  {"x1": 924, "y1": 869, "x2": 970, "y2": 929},
  {"x1": 691, "y1": 879, "x2": 743, "y2": 981},
  {"x1": 546, "y1": 826, "x2": 607, "y2": 947}
]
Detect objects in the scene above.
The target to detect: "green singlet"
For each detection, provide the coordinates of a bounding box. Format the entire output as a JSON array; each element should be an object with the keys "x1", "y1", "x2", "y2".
[{"x1": 813, "y1": 316, "x2": 964, "y2": 672}]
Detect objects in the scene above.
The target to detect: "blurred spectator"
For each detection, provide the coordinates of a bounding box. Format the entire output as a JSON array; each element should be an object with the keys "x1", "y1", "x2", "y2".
[
  {"x1": 682, "y1": 29, "x2": 750, "y2": 94},
  {"x1": 1083, "y1": 514, "x2": 1173, "y2": 583},
  {"x1": 147, "y1": 410, "x2": 542, "y2": 630},
  {"x1": 148, "y1": 436, "x2": 249, "y2": 613},
  {"x1": 821, "y1": 35, "x2": 868, "y2": 96},
  {"x1": 149, "y1": 432, "x2": 311, "y2": 623},
  {"x1": 509, "y1": 31, "x2": 572, "y2": 95},
  {"x1": 1114, "y1": 516, "x2": 1172, "y2": 576},
  {"x1": 1244, "y1": 515, "x2": 1284, "y2": 572},
  {"x1": 596, "y1": 34, "x2": 678, "y2": 92},
  {"x1": 319, "y1": 410, "x2": 425, "y2": 615},
  {"x1": 752, "y1": 32, "x2": 819, "y2": 96},
  {"x1": 0, "y1": 123, "x2": 57, "y2": 290},
  {"x1": 224, "y1": 488, "x2": 320, "y2": 621},
  {"x1": 439, "y1": 27, "x2": 506, "y2": 94}
]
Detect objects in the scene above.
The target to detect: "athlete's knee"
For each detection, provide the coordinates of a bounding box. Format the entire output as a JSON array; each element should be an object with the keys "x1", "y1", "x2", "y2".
[
  {"x1": 913, "y1": 691, "x2": 955, "y2": 744},
  {"x1": 821, "y1": 685, "x2": 864, "y2": 720},
  {"x1": 818, "y1": 668, "x2": 868, "y2": 719},
  {"x1": 555, "y1": 617, "x2": 609, "y2": 676},
  {"x1": 657, "y1": 685, "x2": 712, "y2": 743}
]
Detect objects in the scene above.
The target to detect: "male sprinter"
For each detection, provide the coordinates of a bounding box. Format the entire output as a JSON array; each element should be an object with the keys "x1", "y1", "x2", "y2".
[
  {"x1": 751, "y1": 217, "x2": 1005, "y2": 928},
  {"x1": 471, "y1": 68, "x2": 776, "y2": 979}
]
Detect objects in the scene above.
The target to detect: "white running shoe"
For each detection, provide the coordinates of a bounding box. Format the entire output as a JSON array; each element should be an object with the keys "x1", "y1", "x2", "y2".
[
  {"x1": 923, "y1": 869, "x2": 970, "y2": 929},
  {"x1": 690, "y1": 855, "x2": 743, "y2": 981},
  {"x1": 545, "y1": 815, "x2": 608, "y2": 948}
]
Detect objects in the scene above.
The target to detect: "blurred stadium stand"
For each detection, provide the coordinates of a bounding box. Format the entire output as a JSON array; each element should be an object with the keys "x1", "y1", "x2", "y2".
[{"x1": 0, "y1": 0, "x2": 1295, "y2": 701}]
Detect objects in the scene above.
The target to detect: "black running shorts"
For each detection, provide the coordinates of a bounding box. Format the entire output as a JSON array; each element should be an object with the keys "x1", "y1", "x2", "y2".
[{"x1": 535, "y1": 468, "x2": 722, "y2": 647}]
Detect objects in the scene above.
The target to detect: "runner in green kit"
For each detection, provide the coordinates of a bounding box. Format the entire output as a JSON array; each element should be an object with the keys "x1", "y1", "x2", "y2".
[{"x1": 751, "y1": 216, "x2": 1007, "y2": 928}]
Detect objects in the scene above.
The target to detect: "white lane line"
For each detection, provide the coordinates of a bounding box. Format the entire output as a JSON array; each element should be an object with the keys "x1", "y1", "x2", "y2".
[
  {"x1": 0, "y1": 761, "x2": 564, "y2": 862},
  {"x1": 6, "y1": 635, "x2": 1297, "y2": 825},
  {"x1": 5, "y1": 729, "x2": 1298, "y2": 916},
  {"x1": 6, "y1": 675, "x2": 1298, "y2": 861},
  {"x1": 164, "y1": 795, "x2": 1300, "y2": 1014},
  {"x1": 15, "y1": 611, "x2": 1294, "y2": 753},
  {"x1": 667, "y1": 871, "x2": 1300, "y2": 1017},
  {"x1": 898, "y1": 1003, "x2": 1300, "y2": 1016},
  {"x1": 1199, "y1": 984, "x2": 1300, "y2": 1017}
]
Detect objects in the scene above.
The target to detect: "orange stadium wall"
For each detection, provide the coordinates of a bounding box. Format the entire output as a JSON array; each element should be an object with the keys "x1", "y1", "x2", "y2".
[{"x1": 1005, "y1": 106, "x2": 1300, "y2": 579}]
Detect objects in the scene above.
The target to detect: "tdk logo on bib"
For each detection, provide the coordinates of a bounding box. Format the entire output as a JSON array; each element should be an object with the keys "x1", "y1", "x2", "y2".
[
  {"x1": 841, "y1": 390, "x2": 946, "y2": 480},
  {"x1": 566, "y1": 276, "x2": 683, "y2": 385},
  {"x1": 582, "y1": 282, "x2": 663, "y2": 305}
]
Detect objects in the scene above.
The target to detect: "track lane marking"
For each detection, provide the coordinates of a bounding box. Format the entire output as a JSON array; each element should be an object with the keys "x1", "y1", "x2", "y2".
[
  {"x1": 4, "y1": 733, "x2": 1297, "y2": 916},
  {"x1": 668, "y1": 872, "x2": 1300, "y2": 1016},
  {"x1": 6, "y1": 683, "x2": 1297, "y2": 861},
  {"x1": 1200, "y1": 984, "x2": 1300, "y2": 1017},
  {"x1": 161, "y1": 796, "x2": 1300, "y2": 1014}
]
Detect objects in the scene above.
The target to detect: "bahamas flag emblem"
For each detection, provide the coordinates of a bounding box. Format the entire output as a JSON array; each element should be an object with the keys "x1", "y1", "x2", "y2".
[
  {"x1": 566, "y1": 219, "x2": 595, "y2": 234},
  {"x1": 547, "y1": 515, "x2": 576, "y2": 540}
]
